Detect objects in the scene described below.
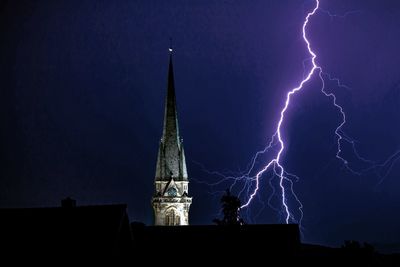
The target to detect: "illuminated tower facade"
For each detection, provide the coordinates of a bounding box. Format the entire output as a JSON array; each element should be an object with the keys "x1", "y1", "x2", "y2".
[{"x1": 151, "y1": 48, "x2": 192, "y2": 226}]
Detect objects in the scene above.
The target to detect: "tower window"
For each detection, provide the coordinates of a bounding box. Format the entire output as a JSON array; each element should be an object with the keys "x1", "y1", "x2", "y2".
[{"x1": 165, "y1": 209, "x2": 180, "y2": 226}]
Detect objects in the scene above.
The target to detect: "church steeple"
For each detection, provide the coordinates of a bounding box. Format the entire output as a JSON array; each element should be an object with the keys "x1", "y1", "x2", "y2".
[
  {"x1": 162, "y1": 50, "x2": 179, "y2": 149},
  {"x1": 155, "y1": 47, "x2": 188, "y2": 181},
  {"x1": 152, "y1": 47, "x2": 192, "y2": 226}
]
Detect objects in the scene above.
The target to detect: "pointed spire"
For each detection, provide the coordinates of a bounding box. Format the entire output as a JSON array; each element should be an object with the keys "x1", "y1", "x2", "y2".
[
  {"x1": 155, "y1": 46, "x2": 188, "y2": 181},
  {"x1": 162, "y1": 46, "x2": 179, "y2": 143}
]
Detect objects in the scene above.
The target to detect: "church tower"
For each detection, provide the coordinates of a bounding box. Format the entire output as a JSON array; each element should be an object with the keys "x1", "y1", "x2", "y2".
[{"x1": 152, "y1": 48, "x2": 192, "y2": 226}]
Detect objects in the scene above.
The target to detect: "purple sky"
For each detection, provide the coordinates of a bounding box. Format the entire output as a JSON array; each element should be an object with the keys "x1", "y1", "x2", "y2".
[{"x1": 1, "y1": 0, "x2": 400, "y2": 249}]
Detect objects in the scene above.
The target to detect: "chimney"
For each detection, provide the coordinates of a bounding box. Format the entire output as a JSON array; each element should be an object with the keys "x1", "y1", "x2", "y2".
[{"x1": 61, "y1": 197, "x2": 76, "y2": 208}]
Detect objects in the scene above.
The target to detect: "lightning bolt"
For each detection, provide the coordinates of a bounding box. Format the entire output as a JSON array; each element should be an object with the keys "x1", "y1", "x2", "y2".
[
  {"x1": 239, "y1": 0, "x2": 400, "y2": 223},
  {"x1": 239, "y1": 0, "x2": 321, "y2": 224},
  {"x1": 194, "y1": 0, "x2": 400, "y2": 226},
  {"x1": 194, "y1": 0, "x2": 321, "y2": 225}
]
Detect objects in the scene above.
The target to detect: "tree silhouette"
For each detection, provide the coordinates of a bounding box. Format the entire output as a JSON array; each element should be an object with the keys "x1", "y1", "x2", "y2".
[{"x1": 213, "y1": 189, "x2": 245, "y2": 225}]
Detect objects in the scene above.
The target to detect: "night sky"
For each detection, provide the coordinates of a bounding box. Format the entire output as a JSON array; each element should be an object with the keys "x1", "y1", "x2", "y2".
[{"x1": 1, "y1": 0, "x2": 400, "y2": 249}]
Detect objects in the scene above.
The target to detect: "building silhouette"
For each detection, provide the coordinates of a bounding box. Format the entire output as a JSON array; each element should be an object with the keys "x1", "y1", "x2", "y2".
[{"x1": 0, "y1": 198, "x2": 132, "y2": 263}]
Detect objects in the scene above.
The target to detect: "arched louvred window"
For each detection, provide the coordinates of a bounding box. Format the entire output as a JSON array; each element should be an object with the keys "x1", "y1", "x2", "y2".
[
  {"x1": 165, "y1": 209, "x2": 180, "y2": 226},
  {"x1": 165, "y1": 209, "x2": 180, "y2": 225}
]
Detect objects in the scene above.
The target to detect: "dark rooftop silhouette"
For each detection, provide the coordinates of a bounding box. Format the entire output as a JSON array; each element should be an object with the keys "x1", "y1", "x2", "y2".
[
  {"x1": 0, "y1": 199, "x2": 399, "y2": 265},
  {"x1": 0, "y1": 198, "x2": 132, "y2": 263}
]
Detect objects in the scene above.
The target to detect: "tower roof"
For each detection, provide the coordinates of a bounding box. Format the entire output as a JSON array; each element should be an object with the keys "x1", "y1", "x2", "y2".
[
  {"x1": 162, "y1": 50, "x2": 179, "y2": 142},
  {"x1": 155, "y1": 49, "x2": 188, "y2": 181}
]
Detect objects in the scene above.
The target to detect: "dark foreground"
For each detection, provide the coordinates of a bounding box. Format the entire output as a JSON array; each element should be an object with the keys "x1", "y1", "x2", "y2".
[{"x1": 0, "y1": 203, "x2": 399, "y2": 265}]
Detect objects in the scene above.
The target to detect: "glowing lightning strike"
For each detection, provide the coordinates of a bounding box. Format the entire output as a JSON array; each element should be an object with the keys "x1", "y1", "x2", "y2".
[
  {"x1": 194, "y1": 0, "x2": 400, "y2": 226},
  {"x1": 240, "y1": 0, "x2": 321, "y2": 224},
  {"x1": 239, "y1": 0, "x2": 400, "y2": 222}
]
